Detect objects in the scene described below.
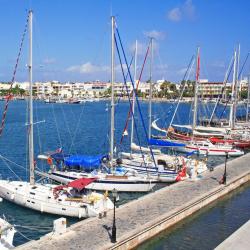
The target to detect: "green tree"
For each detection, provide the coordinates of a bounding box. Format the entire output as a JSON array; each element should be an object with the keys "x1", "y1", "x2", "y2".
[{"x1": 240, "y1": 90, "x2": 248, "y2": 99}]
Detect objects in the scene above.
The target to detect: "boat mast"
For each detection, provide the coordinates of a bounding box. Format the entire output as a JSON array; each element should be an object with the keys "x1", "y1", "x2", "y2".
[
  {"x1": 209, "y1": 56, "x2": 234, "y2": 125},
  {"x1": 148, "y1": 37, "x2": 153, "y2": 139},
  {"x1": 28, "y1": 10, "x2": 35, "y2": 185},
  {"x1": 229, "y1": 49, "x2": 237, "y2": 129},
  {"x1": 192, "y1": 47, "x2": 200, "y2": 132},
  {"x1": 130, "y1": 40, "x2": 137, "y2": 155},
  {"x1": 246, "y1": 74, "x2": 250, "y2": 122},
  {"x1": 234, "y1": 44, "x2": 240, "y2": 125},
  {"x1": 110, "y1": 16, "x2": 115, "y2": 169}
]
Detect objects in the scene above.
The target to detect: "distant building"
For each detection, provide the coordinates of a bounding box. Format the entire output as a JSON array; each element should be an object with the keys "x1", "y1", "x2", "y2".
[{"x1": 199, "y1": 81, "x2": 224, "y2": 98}]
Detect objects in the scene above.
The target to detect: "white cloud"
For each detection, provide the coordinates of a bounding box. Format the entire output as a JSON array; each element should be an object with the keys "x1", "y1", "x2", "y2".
[
  {"x1": 183, "y1": 0, "x2": 195, "y2": 20},
  {"x1": 167, "y1": 0, "x2": 195, "y2": 22},
  {"x1": 66, "y1": 62, "x2": 109, "y2": 74},
  {"x1": 167, "y1": 7, "x2": 182, "y2": 22},
  {"x1": 43, "y1": 58, "x2": 56, "y2": 64},
  {"x1": 143, "y1": 30, "x2": 166, "y2": 40}
]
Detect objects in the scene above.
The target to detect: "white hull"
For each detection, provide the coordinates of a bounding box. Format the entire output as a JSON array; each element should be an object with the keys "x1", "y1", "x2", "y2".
[
  {"x1": 0, "y1": 180, "x2": 113, "y2": 218},
  {"x1": 174, "y1": 145, "x2": 244, "y2": 156},
  {"x1": 0, "y1": 217, "x2": 15, "y2": 250},
  {"x1": 36, "y1": 171, "x2": 157, "y2": 192},
  {"x1": 121, "y1": 158, "x2": 178, "y2": 183},
  {"x1": 121, "y1": 152, "x2": 207, "y2": 181}
]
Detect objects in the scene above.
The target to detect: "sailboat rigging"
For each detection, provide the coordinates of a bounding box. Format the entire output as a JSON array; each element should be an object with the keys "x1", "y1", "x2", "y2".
[
  {"x1": 36, "y1": 16, "x2": 158, "y2": 192},
  {"x1": 0, "y1": 10, "x2": 114, "y2": 218}
]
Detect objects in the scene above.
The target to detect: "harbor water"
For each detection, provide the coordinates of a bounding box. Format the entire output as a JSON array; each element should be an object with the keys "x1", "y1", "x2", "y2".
[
  {"x1": 0, "y1": 100, "x2": 245, "y2": 246},
  {"x1": 138, "y1": 181, "x2": 250, "y2": 250}
]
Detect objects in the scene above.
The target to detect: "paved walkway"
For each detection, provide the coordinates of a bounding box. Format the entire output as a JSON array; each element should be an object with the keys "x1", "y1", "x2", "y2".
[
  {"x1": 16, "y1": 153, "x2": 250, "y2": 250},
  {"x1": 215, "y1": 220, "x2": 250, "y2": 250}
]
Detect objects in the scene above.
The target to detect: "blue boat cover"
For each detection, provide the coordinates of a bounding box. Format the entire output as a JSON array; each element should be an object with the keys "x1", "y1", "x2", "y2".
[
  {"x1": 148, "y1": 138, "x2": 185, "y2": 147},
  {"x1": 64, "y1": 155, "x2": 106, "y2": 171},
  {"x1": 185, "y1": 150, "x2": 198, "y2": 157}
]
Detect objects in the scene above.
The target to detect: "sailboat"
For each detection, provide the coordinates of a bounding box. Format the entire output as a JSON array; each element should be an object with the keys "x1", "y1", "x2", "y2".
[
  {"x1": 0, "y1": 216, "x2": 16, "y2": 250},
  {"x1": 0, "y1": 11, "x2": 113, "y2": 218},
  {"x1": 118, "y1": 39, "x2": 207, "y2": 180},
  {"x1": 36, "y1": 16, "x2": 157, "y2": 192},
  {"x1": 154, "y1": 47, "x2": 244, "y2": 156}
]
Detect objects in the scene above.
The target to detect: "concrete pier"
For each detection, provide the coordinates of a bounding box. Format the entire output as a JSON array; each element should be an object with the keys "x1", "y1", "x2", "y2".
[
  {"x1": 16, "y1": 153, "x2": 250, "y2": 250},
  {"x1": 215, "y1": 220, "x2": 250, "y2": 250}
]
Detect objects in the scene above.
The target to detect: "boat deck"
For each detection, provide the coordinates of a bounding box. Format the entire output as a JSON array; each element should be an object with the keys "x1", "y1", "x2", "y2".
[{"x1": 16, "y1": 153, "x2": 250, "y2": 250}]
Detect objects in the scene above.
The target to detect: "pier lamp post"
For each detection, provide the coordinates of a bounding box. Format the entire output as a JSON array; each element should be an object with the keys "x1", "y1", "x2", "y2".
[
  {"x1": 111, "y1": 188, "x2": 118, "y2": 243},
  {"x1": 220, "y1": 152, "x2": 229, "y2": 184}
]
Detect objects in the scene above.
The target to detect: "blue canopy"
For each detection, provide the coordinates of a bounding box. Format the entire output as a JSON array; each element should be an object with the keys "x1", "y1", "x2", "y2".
[
  {"x1": 64, "y1": 155, "x2": 106, "y2": 171},
  {"x1": 148, "y1": 138, "x2": 185, "y2": 147}
]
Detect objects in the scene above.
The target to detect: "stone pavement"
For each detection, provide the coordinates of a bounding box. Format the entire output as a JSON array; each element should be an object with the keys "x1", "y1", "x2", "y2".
[
  {"x1": 16, "y1": 153, "x2": 250, "y2": 250},
  {"x1": 215, "y1": 220, "x2": 250, "y2": 250}
]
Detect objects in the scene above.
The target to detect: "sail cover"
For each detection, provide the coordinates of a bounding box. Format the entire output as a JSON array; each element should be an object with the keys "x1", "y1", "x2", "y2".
[
  {"x1": 67, "y1": 177, "x2": 97, "y2": 190},
  {"x1": 152, "y1": 119, "x2": 167, "y2": 133},
  {"x1": 64, "y1": 155, "x2": 106, "y2": 171},
  {"x1": 148, "y1": 138, "x2": 185, "y2": 147}
]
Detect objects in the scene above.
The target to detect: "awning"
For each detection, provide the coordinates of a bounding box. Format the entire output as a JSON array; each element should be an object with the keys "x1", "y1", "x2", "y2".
[
  {"x1": 64, "y1": 155, "x2": 107, "y2": 171},
  {"x1": 148, "y1": 138, "x2": 186, "y2": 147},
  {"x1": 67, "y1": 177, "x2": 97, "y2": 190}
]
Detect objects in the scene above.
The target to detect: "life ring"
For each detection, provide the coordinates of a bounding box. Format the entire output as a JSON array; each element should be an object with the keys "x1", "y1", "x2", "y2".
[{"x1": 47, "y1": 157, "x2": 53, "y2": 165}]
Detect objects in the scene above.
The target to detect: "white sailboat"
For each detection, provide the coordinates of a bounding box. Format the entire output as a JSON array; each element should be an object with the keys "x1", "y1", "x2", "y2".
[
  {"x1": 165, "y1": 47, "x2": 244, "y2": 156},
  {"x1": 0, "y1": 216, "x2": 16, "y2": 250},
  {"x1": 36, "y1": 16, "x2": 157, "y2": 193},
  {"x1": 119, "y1": 39, "x2": 207, "y2": 181},
  {"x1": 0, "y1": 11, "x2": 113, "y2": 218}
]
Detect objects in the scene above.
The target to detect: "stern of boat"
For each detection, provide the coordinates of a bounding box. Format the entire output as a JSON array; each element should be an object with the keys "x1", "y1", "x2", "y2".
[{"x1": 86, "y1": 192, "x2": 114, "y2": 217}]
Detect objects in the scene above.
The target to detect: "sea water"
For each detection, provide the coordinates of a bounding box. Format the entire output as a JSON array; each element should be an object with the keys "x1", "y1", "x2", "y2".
[{"x1": 0, "y1": 100, "x2": 240, "y2": 246}]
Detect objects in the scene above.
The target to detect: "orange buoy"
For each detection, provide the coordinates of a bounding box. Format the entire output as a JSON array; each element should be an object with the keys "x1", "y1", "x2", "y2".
[{"x1": 47, "y1": 157, "x2": 53, "y2": 165}]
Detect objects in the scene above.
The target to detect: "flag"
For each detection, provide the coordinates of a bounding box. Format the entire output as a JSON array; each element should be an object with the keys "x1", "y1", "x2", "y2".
[{"x1": 56, "y1": 147, "x2": 62, "y2": 153}]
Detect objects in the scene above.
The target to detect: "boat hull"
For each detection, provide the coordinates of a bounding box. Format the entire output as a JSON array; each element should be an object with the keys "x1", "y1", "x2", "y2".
[
  {"x1": 121, "y1": 160, "x2": 178, "y2": 183},
  {"x1": 0, "y1": 180, "x2": 113, "y2": 218},
  {"x1": 174, "y1": 145, "x2": 244, "y2": 156},
  {"x1": 36, "y1": 171, "x2": 157, "y2": 192}
]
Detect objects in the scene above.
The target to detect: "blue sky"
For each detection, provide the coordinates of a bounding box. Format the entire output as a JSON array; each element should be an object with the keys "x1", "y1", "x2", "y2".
[{"x1": 0, "y1": 0, "x2": 250, "y2": 83}]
